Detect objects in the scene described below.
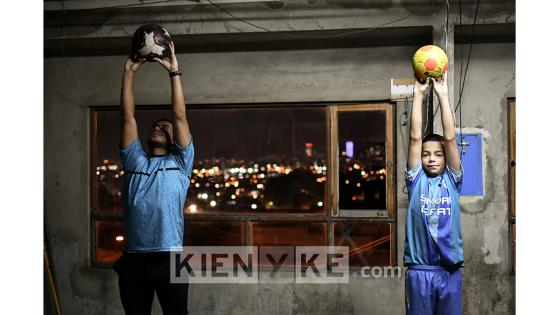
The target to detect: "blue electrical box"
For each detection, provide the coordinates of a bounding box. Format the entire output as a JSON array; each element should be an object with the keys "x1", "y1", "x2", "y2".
[{"x1": 456, "y1": 133, "x2": 484, "y2": 196}]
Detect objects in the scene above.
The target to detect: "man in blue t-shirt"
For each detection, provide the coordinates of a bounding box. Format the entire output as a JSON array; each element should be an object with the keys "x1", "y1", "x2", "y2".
[
  {"x1": 404, "y1": 74, "x2": 463, "y2": 315},
  {"x1": 113, "y1": 41, "x2": 194, "y2": 315}
]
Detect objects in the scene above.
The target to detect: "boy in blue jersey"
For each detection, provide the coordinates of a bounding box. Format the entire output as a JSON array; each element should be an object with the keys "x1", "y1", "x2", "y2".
[
  {"x1": 404, "y1": 74, "x2": 463, "y2": 315},
  {"x1": 113, "y1": 41, "x2": 194, "y2": 315}
]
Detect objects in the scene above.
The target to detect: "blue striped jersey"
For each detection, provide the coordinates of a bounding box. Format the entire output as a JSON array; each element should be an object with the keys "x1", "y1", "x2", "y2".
[
  {"x1": 120, "y1": 139, "x2": 194, "y2": 252},
  {"x1": 404, "y1": 162, "x2": 464, "y2": 268}
]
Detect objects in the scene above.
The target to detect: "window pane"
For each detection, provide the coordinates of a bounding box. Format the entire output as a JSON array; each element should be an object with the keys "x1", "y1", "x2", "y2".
[
  {"x1": 94, "y1": 220, "x2": 125, "y2": 264},
  {"x1": 252, "y1": 222, "x2": 327, "y2": 246},
  {"x1": 185, "y1": 107, "x2": 327, "y2": 214},
  {"x1": 184, "y1": 221, "x2": 245, "y2": 246},
  {"x1": 338, "y1": 111, "x2": 386, "y2": 210},
  {"x1": 93, "y1": 107, "x2": 327, "y2": 215},
  {"x1": 93, "y1": 109, "x2": 172, "y2": 215},
  {"x1": 334, "y1": 221, "x2": 392, "y2": 267}
]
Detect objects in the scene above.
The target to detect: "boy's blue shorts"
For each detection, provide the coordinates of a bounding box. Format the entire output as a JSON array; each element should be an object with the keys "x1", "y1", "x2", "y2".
[{"x1": 405, "y1": 265, "x2": 462, "y2": 315}]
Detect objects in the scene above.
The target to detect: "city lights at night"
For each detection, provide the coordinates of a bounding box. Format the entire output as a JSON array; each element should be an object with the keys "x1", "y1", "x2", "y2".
[
  {"x1": 91, "y1": 107, "x2": 391, "y2": 272},
  {"x1": 92, "y1": 107, "x2": 387, "y2": 217},
  {"x1": 94, "y1": 146, "x2": 387, "y2": 214}
]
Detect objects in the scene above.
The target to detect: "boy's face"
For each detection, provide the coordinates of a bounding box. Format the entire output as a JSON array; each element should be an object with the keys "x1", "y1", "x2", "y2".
[{"x1": 421, "y1": 141, "x2": 445, "y2": 176}]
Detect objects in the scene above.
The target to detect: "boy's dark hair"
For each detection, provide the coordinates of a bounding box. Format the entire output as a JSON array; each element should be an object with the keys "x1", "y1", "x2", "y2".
[{"x1": 422, "y1": 133, "x2": 445, "y2": 143}]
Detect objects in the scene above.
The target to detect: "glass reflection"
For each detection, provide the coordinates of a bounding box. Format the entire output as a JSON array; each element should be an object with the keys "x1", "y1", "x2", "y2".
[
  {"x1": 95, "y1": 220, "x2": 125, "y2": 264},
  {"x1": 93, "y1": 107, "x2": 327, "y2": 215},
  {"x1": 338, "y1": 111, "x2": 387, "y2": 210},
  {"x1": 252, "y1": 222, "x2": 327, "y2": 246},
  {"x1": 184, "y1": 221, "x2": 245, "y2": 246},
  {"x1": 334, "y1": 221, "x2": 392, "y2": 267}
]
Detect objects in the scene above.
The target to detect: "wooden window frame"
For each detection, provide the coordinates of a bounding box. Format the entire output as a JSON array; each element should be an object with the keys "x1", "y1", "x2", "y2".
[
  {"x1": 330, "y1": 103, "x2": 396, "y2": 218},
  {"x1": 89, "y1": 102, "x2": 397, "y2": 268},
  {"x1": 508, "y1": 98, "x2": 515, "y2": 274}
]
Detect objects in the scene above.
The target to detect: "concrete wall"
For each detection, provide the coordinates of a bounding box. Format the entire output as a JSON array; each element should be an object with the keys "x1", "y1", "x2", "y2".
[
  {"x1": 44, "y1": 1, "x2": 515, "y2": 314},
  {"x1": 454, "y1": 43, "x2": 515, "y2": 314}
]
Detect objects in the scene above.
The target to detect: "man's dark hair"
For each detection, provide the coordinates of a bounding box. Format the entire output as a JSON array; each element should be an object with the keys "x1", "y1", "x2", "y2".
[
  {"x1": 422, "y1": 133, "x2": 445, "y2": 143},
  {"x1": 152, "y1": 118, "x2": 173, "y2": 126}
]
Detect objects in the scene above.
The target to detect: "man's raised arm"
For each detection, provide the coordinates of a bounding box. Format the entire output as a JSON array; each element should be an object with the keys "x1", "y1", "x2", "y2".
[
  {"x1": 120, "y1": 58, "x2": 145, "y2": 148},
  {"x1": 154, "y1": 41, "x2": 192, "y2": 148}
]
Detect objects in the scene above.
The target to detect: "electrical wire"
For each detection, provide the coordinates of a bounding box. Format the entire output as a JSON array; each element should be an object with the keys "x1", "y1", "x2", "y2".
[
  {"x1": 53, "y1": 0, "x2": 88, "y2": 106},
  {"x1": 459, "y1": 77, "x2": 463, "y2": 157},
  {"x1": 457, "y1": 0, "x2": 464, "y2": 113},
  {"x1": 422, "y1": 88, "x2": 430, "y2": 137},
  {"x1": 400, "y1": 96, "x2": 411, "y2": 196},
  {"x1": 277, "y1": 14, "x2": 413, "y2": 39},
  {"x1": 432, "y1": 0, "x2": 450, "y2": 118},
  {"x1": 206, "y1": 0, "x2": 272, "y2": 32},
  {"x1": 456, "y1": 0, "x2": 464, "y2": 157},
  {"x1": 454, "y1": 0, "x2": 482, "y2": 113},
  {"x1": 50, "y1": 0, "x2": 193, "y2": 12},
  {"x1": 50, "y1": 0, "x2": 412, "y2": 40},
  {"x1": 52, "y1": 0, "x2": 413, "y2": 107},
  {"x1": 401, "y1": 96, "x2": 410, "y2": 126},
  {"x1": 443, "y1": 0, "x2": 450, "y2": 52},
  {"x1": 57, "y1": 40, "x2": 89, "y2": 106},
  {"x1": 456, "y1": 0, "x2": 481, "y2": 158},
  {"x1": 206, "y1": 0, "x2": 413, "y2": 39},
  {"x1": 429, "y1": 0, "x2": 480, "y2": 158}
]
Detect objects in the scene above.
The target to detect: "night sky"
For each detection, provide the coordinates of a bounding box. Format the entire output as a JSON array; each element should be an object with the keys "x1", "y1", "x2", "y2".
[{"x1": 95, "y1": 106, "x2": 327, "y2": 165}]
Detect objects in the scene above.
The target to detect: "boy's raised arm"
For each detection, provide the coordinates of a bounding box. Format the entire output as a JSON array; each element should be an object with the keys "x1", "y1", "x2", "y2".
[
  {"x1": 432, "y1": 75, "x2": 461, "y2": 171},
  {"x1": 407, "y1": 78, "x2": 431, "y2": 170}
]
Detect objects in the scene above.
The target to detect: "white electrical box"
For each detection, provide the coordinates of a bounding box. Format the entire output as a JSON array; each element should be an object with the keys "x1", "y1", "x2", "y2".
[{"x1": 390, "y1": 78, "x2": 415, "y2": 100}]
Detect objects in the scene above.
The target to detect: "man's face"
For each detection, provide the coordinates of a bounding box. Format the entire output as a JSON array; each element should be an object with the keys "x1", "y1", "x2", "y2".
[
  {"x1": 421, "y1": 141, "x2": 445, "y2": 176},
  {"x1": 149, "y1": 120, "x2": 173, "y2": 148}
]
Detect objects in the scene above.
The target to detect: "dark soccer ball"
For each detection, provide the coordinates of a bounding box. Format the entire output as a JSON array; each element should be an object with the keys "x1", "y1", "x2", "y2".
[{"x1": 131, "y1": 24, "x2": 172, "y2": 62}]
